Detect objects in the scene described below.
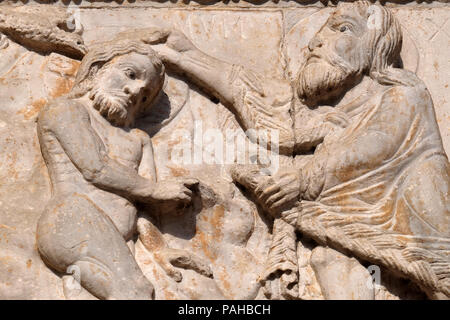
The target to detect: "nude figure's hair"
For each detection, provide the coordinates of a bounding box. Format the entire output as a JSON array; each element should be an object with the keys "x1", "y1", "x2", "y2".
[{"x1": 69, "y1": 38, "x2": 165, "y2": 99}]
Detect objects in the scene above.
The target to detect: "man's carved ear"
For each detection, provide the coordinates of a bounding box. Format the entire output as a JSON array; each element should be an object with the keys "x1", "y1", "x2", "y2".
[{"x1": 367, "y1": 5, "x2": 382, "y2": 30}]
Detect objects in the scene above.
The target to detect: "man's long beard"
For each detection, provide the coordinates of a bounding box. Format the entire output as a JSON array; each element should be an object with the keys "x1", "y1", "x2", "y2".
[
  {"x1": 89, "y1": 85, "x2": 130, "y2": 127},
  {"x1": 296, "y1": 52, "x2": 359, "y2": 107}
]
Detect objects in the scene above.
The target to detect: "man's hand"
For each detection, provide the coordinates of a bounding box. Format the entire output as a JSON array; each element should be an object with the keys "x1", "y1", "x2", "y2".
[
  {"x1": 165, "y1": 30, "x2": 196, "y2": 53},
  {"x1": 149, "y1": 30, "x2": 196, "y2": 66},
  {"x1": 324, "y1": 110, "x2": 350, "y2": 129},
  {"x1": 116, "y1": 27, "x2": 171, "y2": 45},
  {"x1": 254, "y1": 170, "x2": 301, "y2": 217}
]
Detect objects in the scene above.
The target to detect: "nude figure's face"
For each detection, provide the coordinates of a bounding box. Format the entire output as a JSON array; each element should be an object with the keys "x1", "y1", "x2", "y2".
[
  {"x1": 296, "y1": 5, "x2": 370, "y2": 106},
  {"x1": 90, "y1": 52, "x2": 161, "y2": 127}
]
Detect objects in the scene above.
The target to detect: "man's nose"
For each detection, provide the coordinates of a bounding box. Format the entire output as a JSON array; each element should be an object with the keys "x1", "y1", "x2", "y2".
[{"x1": 308, "y1": 36, "x2": 323, "y2": 52}]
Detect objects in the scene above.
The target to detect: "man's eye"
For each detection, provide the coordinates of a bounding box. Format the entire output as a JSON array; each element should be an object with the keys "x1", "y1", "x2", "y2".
[
  {"x1": 339, "y1": 25, "x2": 351, "y2": 33},
  {"x1": 126, "y1": 70, "x2": 136, "y2": 80}
]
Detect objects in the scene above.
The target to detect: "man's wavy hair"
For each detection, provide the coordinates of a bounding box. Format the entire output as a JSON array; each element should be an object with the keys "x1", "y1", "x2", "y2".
[
  {"x1": 69, "y1": 38, "x2": 165, "y2": 106},
  {"x1": 340, "y1": 1, "x2": 419, "y2": 86}
]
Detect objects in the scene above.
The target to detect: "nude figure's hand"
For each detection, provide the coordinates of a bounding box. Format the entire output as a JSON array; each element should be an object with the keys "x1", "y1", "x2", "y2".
[{"x1": 145, "y1": 178, "x2": 199, "y2": 209}]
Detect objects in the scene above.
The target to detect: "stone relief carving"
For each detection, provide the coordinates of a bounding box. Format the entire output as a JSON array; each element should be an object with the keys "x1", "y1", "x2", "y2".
[
  {"x1": 0, "y1": 1, "x2": 448, "y2": 300},
  {"x1": 0, "y1": 6, "x2": 86, "y2": 59}
]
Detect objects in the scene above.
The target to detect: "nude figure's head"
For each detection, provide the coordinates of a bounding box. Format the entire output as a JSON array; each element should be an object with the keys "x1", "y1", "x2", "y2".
[
  {"x1": 71, "y1": 39, "x2": 165, "y2": 127},
  {"x1": 296, "y1": 1, "x2": 402, "y2": 107}
]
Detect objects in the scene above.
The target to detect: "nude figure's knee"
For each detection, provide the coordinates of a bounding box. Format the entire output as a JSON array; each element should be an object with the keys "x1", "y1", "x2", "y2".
[
  {"x1": 310, "y1": 246, "x2": 374, "y2": 300},
  {"x1": 37, "y1": 193, "x2": 155, "y2": 300}
]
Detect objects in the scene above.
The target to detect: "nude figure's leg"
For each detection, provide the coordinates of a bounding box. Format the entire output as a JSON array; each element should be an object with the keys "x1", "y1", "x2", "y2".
[
  {"x1": 37, "y1": 193, "x2": 154, "y2": 300},
  {"x1": 310, "y1": 246, "x2": 374, "y2": 300}
]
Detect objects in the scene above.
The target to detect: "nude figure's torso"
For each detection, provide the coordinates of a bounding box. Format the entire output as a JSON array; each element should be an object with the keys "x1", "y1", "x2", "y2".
[{"x1": 39, "y1": 101, "x2": 150, "y2": 240}]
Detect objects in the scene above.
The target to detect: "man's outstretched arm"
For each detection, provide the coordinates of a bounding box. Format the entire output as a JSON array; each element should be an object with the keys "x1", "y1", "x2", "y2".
[
  {"x1": 152, "y1": 31, "x2": 236, "y2": 106},
  {"x1": 152, "y1": 30, "x2": 295, "y2": 154}
]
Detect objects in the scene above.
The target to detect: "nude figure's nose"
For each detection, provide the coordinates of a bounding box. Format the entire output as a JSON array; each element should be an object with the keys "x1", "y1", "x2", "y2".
[
  {"x1": 124, "y1": 82, "x2": 144, "y2": 97},
  {"x1": 308, "y1": 35, "x2": 323, "y2": 52}
]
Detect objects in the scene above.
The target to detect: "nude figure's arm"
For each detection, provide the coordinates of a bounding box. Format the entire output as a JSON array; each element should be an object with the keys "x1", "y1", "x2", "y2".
[
  {"x1": 134, "y1": 129, "x2": 157, "y2": 183},
  {"x1": 38, "y1": 99, "x2": 157, "y2": 203}
]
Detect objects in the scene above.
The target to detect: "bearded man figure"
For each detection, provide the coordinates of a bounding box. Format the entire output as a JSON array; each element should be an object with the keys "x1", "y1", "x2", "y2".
[
  {"x1": 36, "y1": 37, "x2": 200, "y2": 300},
  {"x1": 150, "y1": 1, "x2": 450, "y2": 299}
]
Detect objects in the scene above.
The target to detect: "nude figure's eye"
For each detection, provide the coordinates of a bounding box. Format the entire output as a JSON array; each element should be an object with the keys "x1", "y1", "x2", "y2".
[{"x1": 125, "y1": 69, "x2": 136, "y2": 80}]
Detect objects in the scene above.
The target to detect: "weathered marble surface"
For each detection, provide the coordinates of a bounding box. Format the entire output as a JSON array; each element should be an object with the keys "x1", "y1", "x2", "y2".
[{"x1": 0, "y1": 1, "x2": 448, "y2": 300}]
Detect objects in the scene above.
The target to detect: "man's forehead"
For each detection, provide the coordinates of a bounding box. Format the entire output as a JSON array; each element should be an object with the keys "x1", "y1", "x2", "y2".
[{"x1": 331, "y1": 4, "x2": 368, "y2": 22}]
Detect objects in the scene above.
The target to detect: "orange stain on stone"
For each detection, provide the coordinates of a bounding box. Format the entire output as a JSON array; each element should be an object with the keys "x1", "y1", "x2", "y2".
[
  {"x1": 194, "y1": 230, "x2": 217, "y2": 262},
  {"x1": 50, "y1": 78, "x2": 74, "y2": 98},
  {"x1": 167, "y1": 166, "x2": 189, "y2": 177},
  {"x1": 17, "y1": 98, "x2": 47, "y2": 120},
  {"x1": 65, "y1": 60, "x2": 81, "y2": 77},
  {"x1": 211, "y1": 205, "x2": 225, "y2": 239},
  {"x1": 193, "y1": 205, "x2": 225, "y2": 262},
  {"x1": 219, "y1": 271, "x2": 231, "y2": 292},
  {"x1": 392, "y1": 199, "x2": 413, "y2": 235}
]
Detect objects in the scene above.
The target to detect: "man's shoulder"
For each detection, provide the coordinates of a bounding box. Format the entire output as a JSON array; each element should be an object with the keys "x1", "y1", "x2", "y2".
[
  {"x1": 378, "y1": 71, "x2": 431, "y2": 112},
  {"x1": 380, "y1": 71, "x2": 433, "y2": 119}
]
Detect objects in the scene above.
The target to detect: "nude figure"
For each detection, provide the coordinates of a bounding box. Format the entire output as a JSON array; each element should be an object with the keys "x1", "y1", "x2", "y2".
[{"x1": 36, "y1": 37, "x2": 198, "y2": 300}]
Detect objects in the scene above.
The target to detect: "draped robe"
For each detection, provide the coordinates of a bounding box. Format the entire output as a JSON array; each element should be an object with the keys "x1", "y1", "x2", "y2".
[{"x1": 230, "y1": 66, "x2": 450, "y2": 297}]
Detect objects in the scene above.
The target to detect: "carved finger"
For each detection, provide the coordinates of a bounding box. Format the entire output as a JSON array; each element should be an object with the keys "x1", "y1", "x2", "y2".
[
  {"x1": 254, "y1": 183, "x2": 268, "y2": 198},
  {"x1": 144, "y1": 28, "x2": 171, "y2": 44},
  {"x1": 278, "y1": 176, "x2": 298, "y2": 187},
  {"x1": 259, "y1": 184, "x2": 281, "y2": 202},
  {"x1": 182, "y1": 178, "x2": 199, "y2": 189},
  {"x1": 182, "y1": 188, "x2": 193, "y2": 198},
  {"x1": 270, "y1": 194, "x2": 297, "y2": 212},
  {"x1": 155, "y1": 252, "x2": 183, "y2": 282},
  {"x1": 177, "y1": 194, "x2": 191, "y2": 204},
  {"x1": 152, "y1": 44, "x2": 180, "y2": 64},
  {"x1": 325, "y1": 112, "x2": 349, "y2": 128},
  {"x1": 265, "y1": 191, "x2": 285, "y2": 207}
]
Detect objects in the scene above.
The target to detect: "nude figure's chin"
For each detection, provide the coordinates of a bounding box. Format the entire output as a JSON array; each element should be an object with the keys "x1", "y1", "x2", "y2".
[
  {"x1": 91, "y1": 90, "x2": 130, "y2": 127},
  {"x1": 94, "y1": 103, "x2": 131, "y2": 127}
]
